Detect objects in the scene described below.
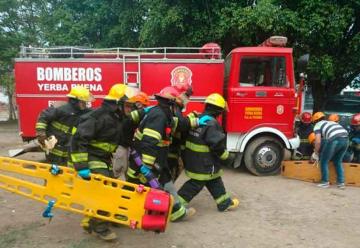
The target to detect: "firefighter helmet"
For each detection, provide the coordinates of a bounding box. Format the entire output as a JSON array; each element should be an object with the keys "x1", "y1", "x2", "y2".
[
  {"x1": 351, "y1": 113, "x2": 360, "y2": 126},
  {"x1": 155, "y1": 86, "x2": 180, "y2": 101},
  {"x1": 308, "y1": 132, "x2": 316, "y2": 145},
  {"x1": 328, "y1": 114, "x2": 340, "y2": 122},
  {"x1": 67, "y1": 86, "x2": 94, "y2": 102},
  {"x1": 128, "y1": 91, "x2": 150, "y2": 106},
  {"x1": 174, "y1": 83, "x2": 192, "y2": 96},
  {"x1": 205, "y1": 93, "x2": 227, "y2": 110},
  {"x1": 300, "y1": 112, "x2": 312, "y2": 124},
  {"x1": 199, "y1": 43, "x2": 221, "y2": 59},
  {"x1": 312, "y1": 112, "x2": 325, "y2": 123},
  {"x1": 124, "y1": 86, "x2": 139, "y2": 99},
  {"x1": 104, "y1": 84, "x2": 127, "y2": 101}
]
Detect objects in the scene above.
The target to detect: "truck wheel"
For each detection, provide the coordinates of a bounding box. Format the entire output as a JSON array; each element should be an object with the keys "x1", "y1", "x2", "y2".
[{"x1": 244, "y1": 136, "x2": 284, "y2": 176}]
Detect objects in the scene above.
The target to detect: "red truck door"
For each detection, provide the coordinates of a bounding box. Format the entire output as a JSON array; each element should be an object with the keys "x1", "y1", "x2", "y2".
[{"x1": 226, "y1": 49, "x2": 296, "y2": 138}]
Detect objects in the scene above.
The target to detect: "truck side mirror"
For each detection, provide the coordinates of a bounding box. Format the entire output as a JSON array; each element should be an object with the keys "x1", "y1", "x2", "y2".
[{"x1": 297, "y1": 54, "x2": 310, "y2": 72}]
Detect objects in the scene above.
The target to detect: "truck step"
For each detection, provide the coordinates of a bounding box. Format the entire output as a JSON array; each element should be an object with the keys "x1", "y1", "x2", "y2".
[
  {"x1": 281, "y1": 160, "x2": 360, "y2": 187},
  {"x1": 0, "y1": 157, "x2": 173, "y2": 232}
]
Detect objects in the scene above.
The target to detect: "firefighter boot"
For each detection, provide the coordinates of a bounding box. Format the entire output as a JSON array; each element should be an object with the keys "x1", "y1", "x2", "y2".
[
  {"x1": 88, "y1": 218, "x2": 117, "y2": 241},
  {"x1": 218, "y1": 198, "x2": 240, "y2": 212},
  {"x1": 94, "y1": 229, "x2": 117, "y2": 241},
  {"x1": 80, "y1": 216, "x2": 91, "y2": 233},
  {"x1": 170, "y1": 202, "x2": 196, "y2": 222},
  {"x1": 226, "y1": 198, "x2": 240, "y2": 211}
]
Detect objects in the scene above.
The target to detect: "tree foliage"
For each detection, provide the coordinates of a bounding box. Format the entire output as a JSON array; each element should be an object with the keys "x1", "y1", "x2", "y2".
[{"x1": 0, "y1": 0, "x2": 359, "y2": 113}]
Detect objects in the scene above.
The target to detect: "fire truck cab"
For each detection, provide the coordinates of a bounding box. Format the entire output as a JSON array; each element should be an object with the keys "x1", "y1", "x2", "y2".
[{"x1": 14, "y1": 36, "x2": 300, "y2": 176}]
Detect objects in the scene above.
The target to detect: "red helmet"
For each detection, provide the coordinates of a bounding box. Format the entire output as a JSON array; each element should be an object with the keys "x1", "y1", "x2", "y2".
[
  {"x1": 300, "y1": 112, "x2": 312, "y2": 124},
  {"x1": 155, "y1": 86, "x2": 180, "y2": 101},
  {"x1": 200, "y1": 43, "x2": 221, "y2": 59},
  {"x1": 351, "y1": 113, "x2": 360, "y2": 126}
]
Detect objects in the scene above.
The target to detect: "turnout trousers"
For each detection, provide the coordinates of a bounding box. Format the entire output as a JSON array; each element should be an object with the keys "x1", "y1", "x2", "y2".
[{"x1": 178, "y1": 176, "x2": 232, "y2": 211}]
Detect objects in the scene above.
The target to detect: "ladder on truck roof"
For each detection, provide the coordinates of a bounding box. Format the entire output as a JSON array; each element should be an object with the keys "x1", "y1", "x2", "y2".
[
  {"x1": 123, "y1": 54, "x2": 141, "y2": 89},
  {"x1": 18, "y1": 46, "x2": 222, "y2": 61}
]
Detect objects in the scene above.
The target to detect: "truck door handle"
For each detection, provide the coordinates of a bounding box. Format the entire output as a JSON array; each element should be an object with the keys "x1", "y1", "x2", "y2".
[
  {"x1": 235, "y1": 92, "x2": 247, "y2": 97},
  {"x1": 256, "y1": 91, "x2": 267, "y2": 97}
]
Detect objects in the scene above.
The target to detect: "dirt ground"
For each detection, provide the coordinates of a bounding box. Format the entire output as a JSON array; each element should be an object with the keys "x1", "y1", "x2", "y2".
[{"x1": 1, "y1": 121, "x2": 360, "y2": 248}]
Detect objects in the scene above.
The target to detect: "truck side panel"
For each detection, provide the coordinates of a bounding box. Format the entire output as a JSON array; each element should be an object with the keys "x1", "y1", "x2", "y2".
[{"x1": 15, "y1": 60, "x2": 224, "y2": 139}]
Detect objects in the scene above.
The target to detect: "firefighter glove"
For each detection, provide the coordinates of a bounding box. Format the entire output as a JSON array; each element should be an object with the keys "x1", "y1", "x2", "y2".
[
  {"x1": 37, "y1": 132, "x2": 47, "y2": 147},
  {"x1": 78, "y1": 168, "x2": 91, "y2": 180},
  {"x1": 198, "y1": 115, "x2": 213, "y2": 126}
]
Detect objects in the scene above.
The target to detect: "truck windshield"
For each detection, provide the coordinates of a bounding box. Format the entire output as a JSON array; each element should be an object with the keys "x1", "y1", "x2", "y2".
[{"x1": 239, "y1": 56, "x2": 287, "y2": 87}]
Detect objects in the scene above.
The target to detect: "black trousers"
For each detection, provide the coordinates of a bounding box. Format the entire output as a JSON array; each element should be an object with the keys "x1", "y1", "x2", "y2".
[{"x1": 178, "y1": 176, "x2": 232, "y2": 211}]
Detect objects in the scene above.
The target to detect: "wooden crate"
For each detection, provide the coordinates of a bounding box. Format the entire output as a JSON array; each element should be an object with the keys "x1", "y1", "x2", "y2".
[{"x1": 281, "y1": 161, "x2": 360, "y2": 187}]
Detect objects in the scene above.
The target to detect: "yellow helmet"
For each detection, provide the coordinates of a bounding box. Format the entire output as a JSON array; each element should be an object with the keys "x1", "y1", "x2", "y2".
[
  {"x1": 205, "y1": 93, "x2": 227, "y2": 110},
  {"x1": 67, "y1": 85, "x2": 94, "y2": 102},
  {"x1": 312, "y1": 112, "x2": 325, "y2": 123},
  {"x1": 104, "y1": 84, "x2": 127, "y2": 101}
]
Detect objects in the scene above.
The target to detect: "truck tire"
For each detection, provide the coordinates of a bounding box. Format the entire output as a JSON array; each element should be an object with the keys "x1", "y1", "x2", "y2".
[{"x1": 244, "y1": 136, "x2": 284, "y2": 176}]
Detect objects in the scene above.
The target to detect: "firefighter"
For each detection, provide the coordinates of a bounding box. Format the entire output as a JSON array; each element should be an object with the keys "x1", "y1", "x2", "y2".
[
  {"x1": 132, "y1": 86, "x2": 204, "y2": 222},
  {"x1": 168, "y1": 85, "x2": 193, "y2": 181},
  {"x1": 177, "y1": 93, "x2": 239, "y2": 212},
  {"x1": 311, "y1": 112, "x2": 349, "y2": 189},
  {"x1": 70, "y1": 83, "x2": 128, "y2": 241},
  {"x1": 294, "y1": 112, "x2": 314, "y2": 159},
  {"x1": 35, "y1": 85, "x2": 93, "y2": 165},
  {"x1": 348, "y1": 113, "x2": 360, "y2": 163},
  {"x1": 328, "y1": 114, "x2": 340, "y2": 123},
  {"x1": 112, "y1": 91, "x2": 150, "y2": 179}
]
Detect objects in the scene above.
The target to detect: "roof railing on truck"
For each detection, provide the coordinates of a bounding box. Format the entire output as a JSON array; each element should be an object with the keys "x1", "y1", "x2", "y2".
[{"x1": 19, "y1": 45, "x2": 222, "y2": 60}]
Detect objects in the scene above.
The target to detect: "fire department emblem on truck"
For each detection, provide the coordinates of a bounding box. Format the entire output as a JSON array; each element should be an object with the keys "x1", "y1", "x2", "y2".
[
  {"x1": 170, "y1": 66, "x2": 192, "y2": 89},
  {"x1": 276, "y1": 105, "x2": 284, "y2": 115}
]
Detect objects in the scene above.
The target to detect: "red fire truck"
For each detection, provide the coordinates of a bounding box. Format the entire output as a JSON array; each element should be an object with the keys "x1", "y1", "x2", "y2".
[{"x1": 14, "y1": 36, "x2": 302, "y2": 176}]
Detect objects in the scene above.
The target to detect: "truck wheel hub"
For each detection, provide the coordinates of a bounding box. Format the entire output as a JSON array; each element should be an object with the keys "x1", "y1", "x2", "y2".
[{"x1": 256, "y1": 147, "x2": 277, "y2": 168}]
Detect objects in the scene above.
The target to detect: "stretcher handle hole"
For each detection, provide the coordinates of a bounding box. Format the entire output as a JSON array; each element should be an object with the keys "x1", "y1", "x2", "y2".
[
  {"x1": 121, "y1": 195, "x2": 131, "y2": 200},
  {"x1": 97, "y1": 210, "x2": 111, "y2": 217},
  {"x1": 114, "y1": 214, "x2": 128, "y2": 221},
  {"x1": 103, "y1": 180, "x2": 118, "y2": 188},
  {"x1": 23, "y1": 164, "x2": 36, "y2": 170}
]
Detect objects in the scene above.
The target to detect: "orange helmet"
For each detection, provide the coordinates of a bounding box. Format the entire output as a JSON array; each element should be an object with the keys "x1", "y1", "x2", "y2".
[
  {"x1": 328, "y1": 114, "x2": 340, "y2": 122},
  {"x1": 351, "y1": 113, "x2": 360, "y2": 126},
  {"x1": 312, "y1": 112, "x2": 325, "y2": 123},
  {"x1": 128, "y1": 91, "x2": 150, "y2": 106},
  {"x1": 300, "y1": 112, "x2": 312, "y2": 124},
  {"x1": 308, "y1": 132, "x2": 316, "y2": 145}
]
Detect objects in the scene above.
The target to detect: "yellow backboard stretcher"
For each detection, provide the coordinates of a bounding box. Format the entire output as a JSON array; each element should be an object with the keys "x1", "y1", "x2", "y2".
[{"x1": 0, "y1": 157, "x2": 172, "y2": 232}]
